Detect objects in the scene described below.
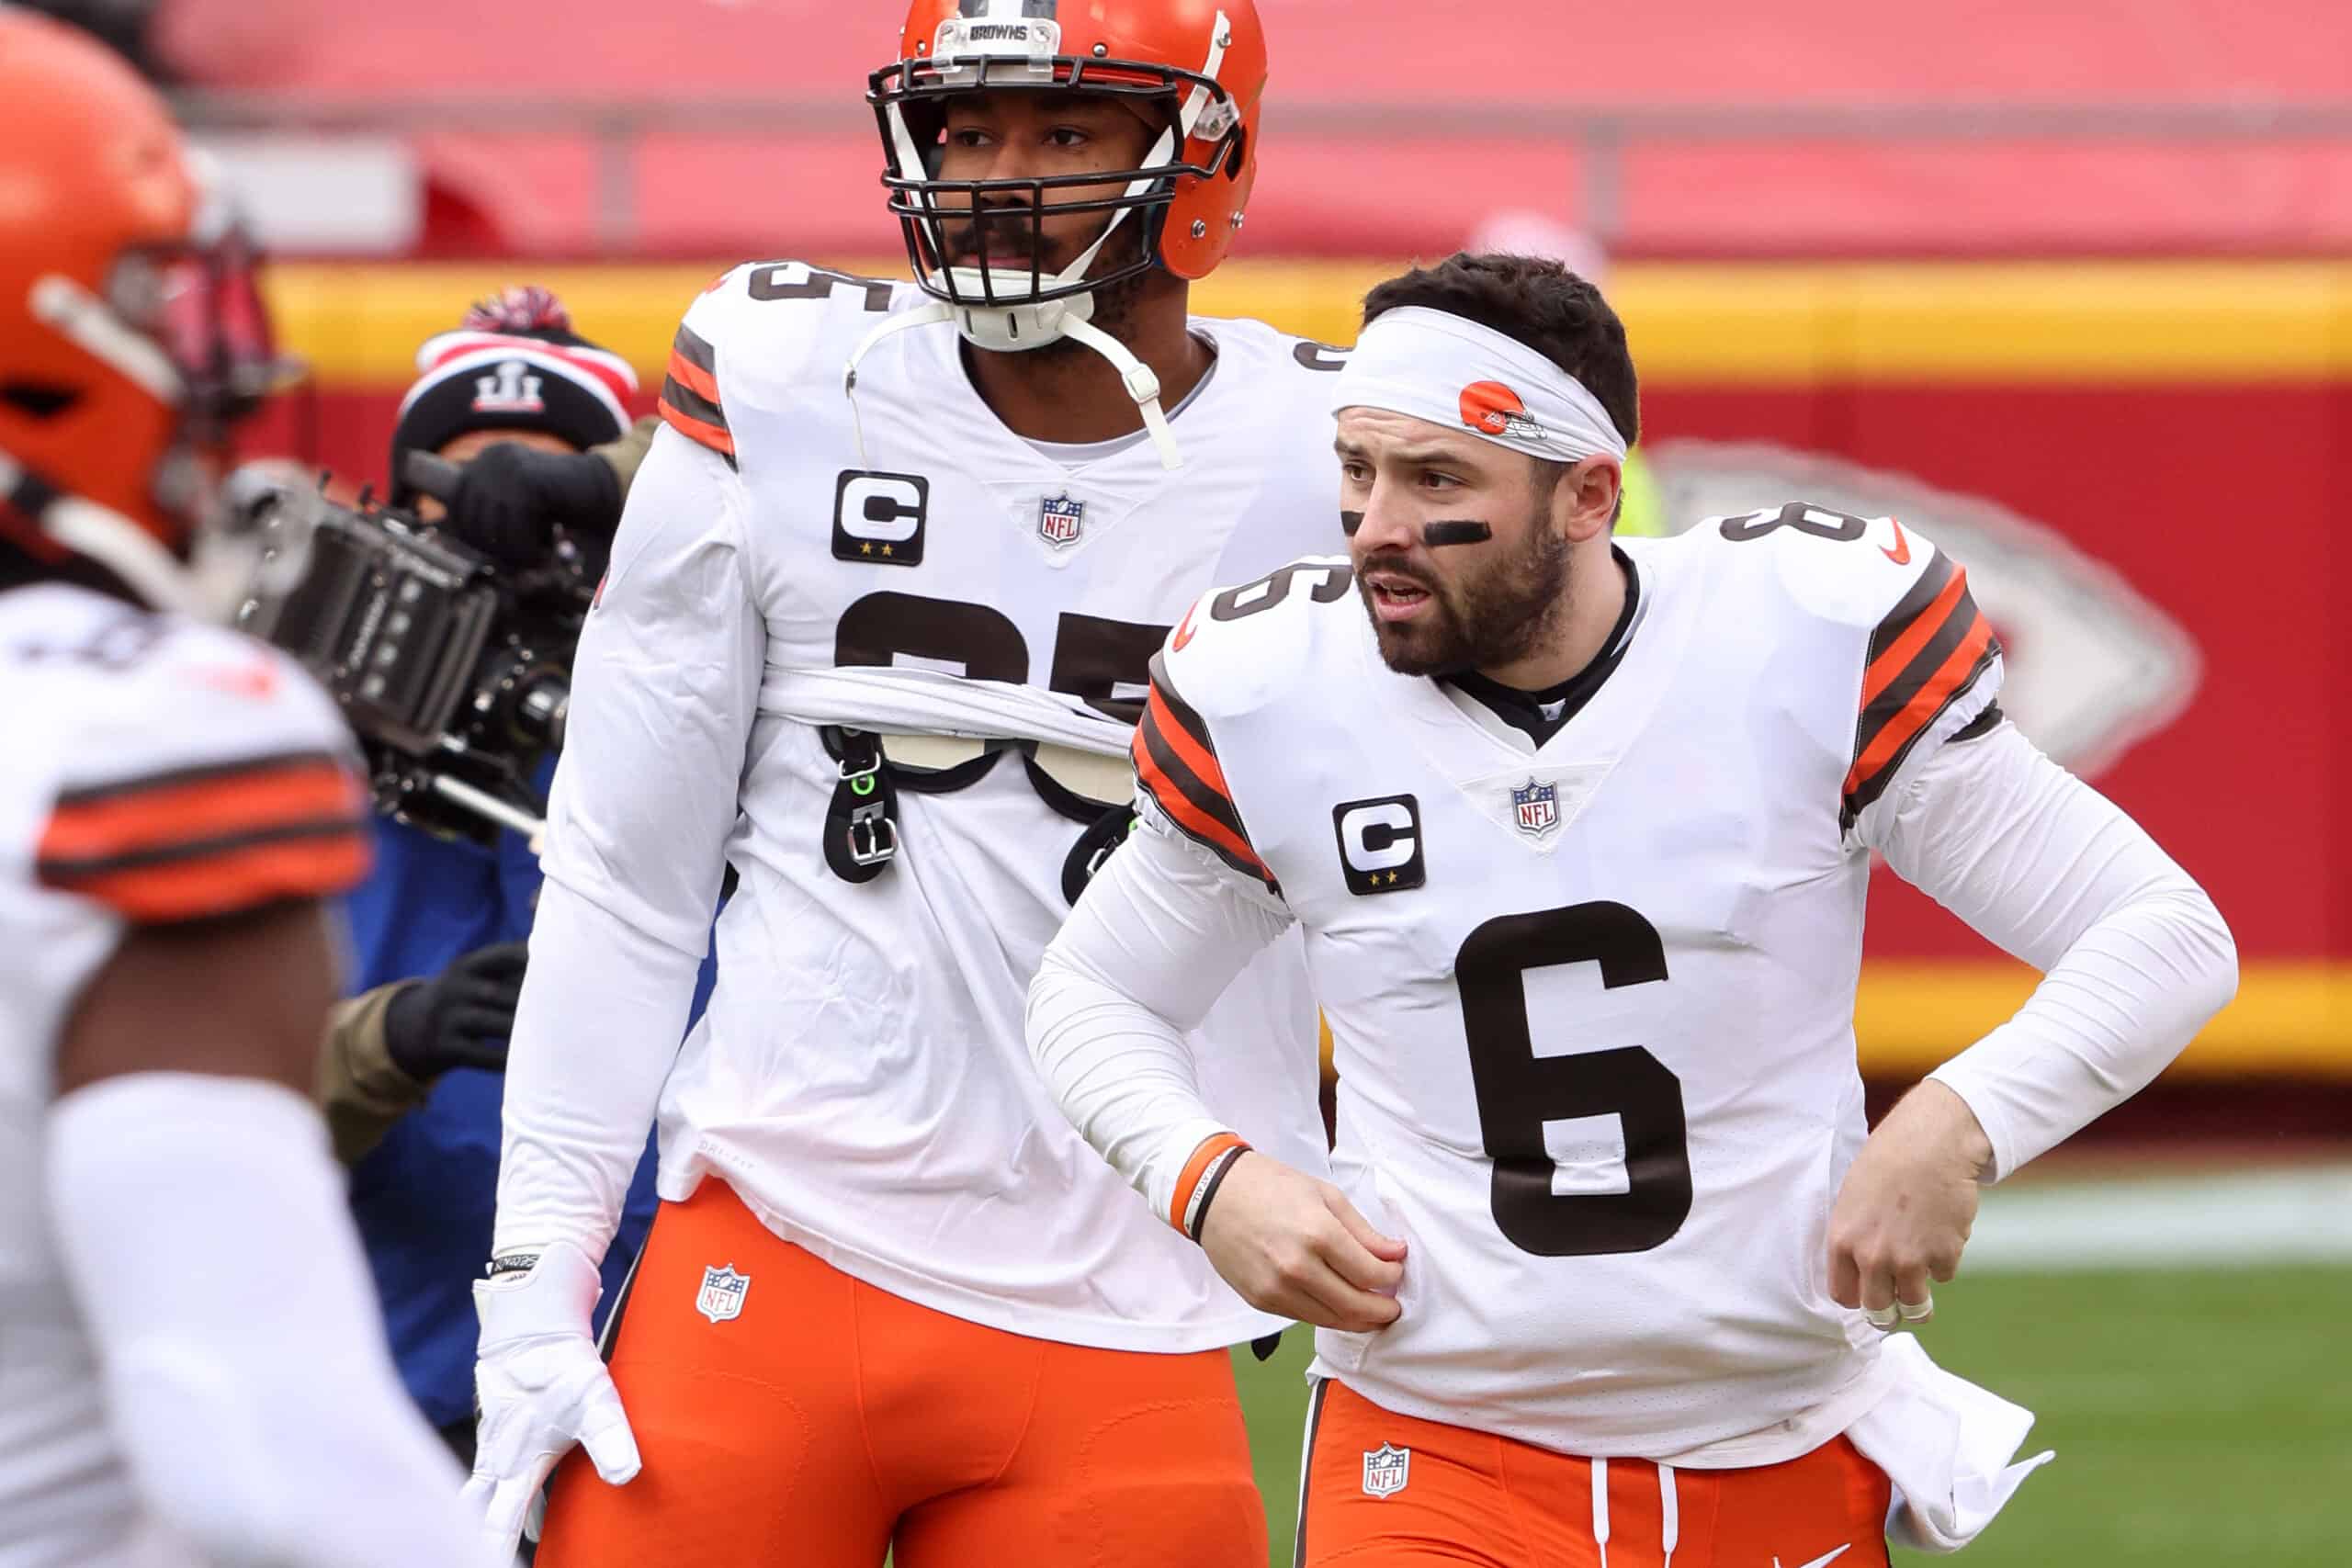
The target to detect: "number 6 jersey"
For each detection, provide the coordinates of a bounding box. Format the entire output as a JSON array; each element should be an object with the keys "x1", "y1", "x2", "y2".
[{"x1": 1133, "y1": 511, "x2": 2004, "y2": 1462}]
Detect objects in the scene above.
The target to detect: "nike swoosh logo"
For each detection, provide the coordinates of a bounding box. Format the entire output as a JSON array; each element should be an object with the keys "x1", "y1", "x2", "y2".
[
  {"x1": 1775, "y1": 1545, "x2": 1852, "y2": 1568},
  {"x1": 1881, "y1": 517, "x2": 1912, "y2": 565},
  {"x1": 1170, "y1": 597, "x2": 1203, "y2": 652}
]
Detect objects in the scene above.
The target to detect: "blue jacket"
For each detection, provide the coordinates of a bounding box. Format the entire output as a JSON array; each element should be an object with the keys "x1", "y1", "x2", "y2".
[{"x1": 343, "y1": 795, "x2": 708, "y2": 1428}]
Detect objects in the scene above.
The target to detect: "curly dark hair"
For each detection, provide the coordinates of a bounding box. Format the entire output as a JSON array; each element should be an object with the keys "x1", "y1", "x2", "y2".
[{"x1": 1360, "y1": 252, "x2": 1640, "y2": 453}]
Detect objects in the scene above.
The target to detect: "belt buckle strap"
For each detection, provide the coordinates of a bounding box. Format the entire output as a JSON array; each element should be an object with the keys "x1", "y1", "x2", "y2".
[
  {"x1": 824, "y1": 727, "x2": 899, "y2": 882},
  {"x1": 846, "y1": 800, "x2": 898, "y2": 867}
]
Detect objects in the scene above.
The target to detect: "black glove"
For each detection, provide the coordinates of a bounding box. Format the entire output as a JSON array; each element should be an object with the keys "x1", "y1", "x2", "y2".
[
  {"x1": 444, "y1": 443, "x2": 623, "y2": 567},
  {"x1": 383, "y1": 941, "x2": 530, "y2": 1080}
]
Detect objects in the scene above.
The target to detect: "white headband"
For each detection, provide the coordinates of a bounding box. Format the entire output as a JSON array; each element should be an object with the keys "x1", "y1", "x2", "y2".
[{"x1": 1332, "y1": 306, "x2": 1628, "y2": 465}]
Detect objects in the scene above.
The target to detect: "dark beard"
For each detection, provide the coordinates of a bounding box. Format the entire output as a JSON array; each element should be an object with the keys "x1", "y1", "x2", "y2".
[
  {"x1": 1359, "y1": 509, "x2": 1573, "y2": 679},
  {"x1": 939, "y1": 209, "x2": 1148, "y2": 301}
]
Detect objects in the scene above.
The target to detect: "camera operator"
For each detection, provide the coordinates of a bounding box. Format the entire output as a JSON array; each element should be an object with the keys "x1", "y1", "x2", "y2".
[
  {"x1": 424, "y1": 318, "x2": 658, "y2": 571},
  {"x1": 315, "y1": 288, "x2": 692, "y2": 1469}
]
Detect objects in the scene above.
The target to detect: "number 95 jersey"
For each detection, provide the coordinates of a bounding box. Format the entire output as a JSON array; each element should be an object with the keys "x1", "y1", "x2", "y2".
[
  {"x1": 547, "y1": 263, "x2": 1350, "y2": 1351},
  {"x1": 1137, "y1": 510, "x2": 2003, "y2": 1463}
]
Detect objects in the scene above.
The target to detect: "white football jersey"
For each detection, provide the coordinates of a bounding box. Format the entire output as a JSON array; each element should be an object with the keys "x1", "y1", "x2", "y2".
[
  {"x1": 0, "y1": 583, "x2": 368, "y2": 1566},
  {"x1": 546, "y1": 263, "x2": 1347, "y2": 1349},
  {"x1": 1135, "y1": 507, "x2": 2005, "y2": 1460}
]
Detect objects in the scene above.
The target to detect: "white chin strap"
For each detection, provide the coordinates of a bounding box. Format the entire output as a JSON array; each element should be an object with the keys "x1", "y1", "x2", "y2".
[{"x1": 842, "y1": 276, "x2": 1181, "y2": 473}]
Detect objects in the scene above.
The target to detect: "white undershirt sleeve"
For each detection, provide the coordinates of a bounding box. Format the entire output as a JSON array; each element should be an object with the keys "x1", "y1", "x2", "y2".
[
  {"x1": 492, "y1": 428, "x2": 764, "y2": 1262},
  {"x1": 48, "y1": 1075, "x2": 492, "y2": 1568},
  {"x1": 1027, "y1": 801, "x2": 1296, "y2": 1223},
  {"x1": 1862, "y1": 719, "x2": 2239, "y2": 1179}
]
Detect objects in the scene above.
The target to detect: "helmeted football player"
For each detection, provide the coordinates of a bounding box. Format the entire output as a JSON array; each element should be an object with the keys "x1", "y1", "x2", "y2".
[
  {"x1": 1026, "y1": 252, "x2": 2239, "y2": 1567},
  {"x1": 469, "y1": 3, "x2": 1343, "y2": 1564},
  {"x1": 0, "y1": 13, "x2": 493, "y2": 1567}
]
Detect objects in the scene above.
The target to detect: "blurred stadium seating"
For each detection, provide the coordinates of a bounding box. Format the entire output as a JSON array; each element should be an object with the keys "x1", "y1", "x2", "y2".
[
  {"x1": 154, "y1": 0, "x2": 2352, "y2": 258},
  {"x1": 56, "y1": 0, "x2": 2342, "y2": 1560}
]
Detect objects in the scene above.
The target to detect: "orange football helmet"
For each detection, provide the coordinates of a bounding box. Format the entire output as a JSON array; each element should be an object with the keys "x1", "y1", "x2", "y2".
[
  {"x1": 0, "y1": 10, "x2": 282, "y2": 610},
  {"x1": 870, "y1": 0, "x2": 1267, "y2": 314}
]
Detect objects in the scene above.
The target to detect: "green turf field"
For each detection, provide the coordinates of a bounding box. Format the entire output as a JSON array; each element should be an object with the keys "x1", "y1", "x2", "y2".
[{"x1": 1229, "y1": 1264, "x2": 2352, "y2": 1567}]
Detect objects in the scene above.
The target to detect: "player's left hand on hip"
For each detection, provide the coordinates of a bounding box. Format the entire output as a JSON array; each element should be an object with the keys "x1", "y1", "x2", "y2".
[{"x1": 1824, "y1": 1079, "x2": 1994, "y2": 1330}]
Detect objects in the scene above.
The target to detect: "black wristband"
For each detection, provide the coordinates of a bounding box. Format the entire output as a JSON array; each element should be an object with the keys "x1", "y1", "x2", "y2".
[{"x1": 1187, "y1": 1145, "x2": 1250, "y2": 1243}]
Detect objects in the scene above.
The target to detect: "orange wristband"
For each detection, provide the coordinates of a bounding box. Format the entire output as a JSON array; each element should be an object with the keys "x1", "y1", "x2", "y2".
[{"x1": 1170, "y1": 1132, "x2": 1250, "y2": 1240}]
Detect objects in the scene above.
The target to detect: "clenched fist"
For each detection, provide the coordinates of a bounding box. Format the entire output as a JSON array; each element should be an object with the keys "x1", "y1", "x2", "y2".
[{"x1": 1826, "y1": 1079, "x2": 1995, "y2": 1328}]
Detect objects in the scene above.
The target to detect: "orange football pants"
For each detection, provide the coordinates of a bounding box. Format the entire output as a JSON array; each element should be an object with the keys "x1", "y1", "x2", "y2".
[
  {"x1": 534, "y1": 1178, "x2": 1267, "y2": 1568},
  {"x1": 1296, "y1": 1379, "x2": 1893, "y2": 1568}
]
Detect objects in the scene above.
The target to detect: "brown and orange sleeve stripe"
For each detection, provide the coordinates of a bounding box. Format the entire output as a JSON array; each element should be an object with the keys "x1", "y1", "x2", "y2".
[
  {"x1": 1843, "y1": 552, "x2": 2002, "y2": 829},
  {"x1": 37, "y1": 749, "x2": 371, "y2": 924},
  {"x1": 1133, "y1": 651, "x2": 1276, "y2": 892},
  {"x1": 657, "y1": 321, "x2": 736, "y2": 468}
]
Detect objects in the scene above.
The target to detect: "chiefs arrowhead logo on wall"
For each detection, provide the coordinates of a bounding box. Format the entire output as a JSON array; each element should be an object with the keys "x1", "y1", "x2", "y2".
[{"x1": 1644, "y1": 441, "x2": 2199, "y2": 777}]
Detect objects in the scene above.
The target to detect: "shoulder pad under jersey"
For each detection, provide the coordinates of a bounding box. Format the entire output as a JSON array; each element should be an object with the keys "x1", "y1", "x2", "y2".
[
  {"x1": 6, "y1": 591, "x2": 370, "y2": 924},
  {"x1": 1694, "y1": 501, "x2": 2003, "y2": 827},
  {"x1": 658, "y1": 261, "x2": 922, "y2": 471},
  {"x1": 1698, "y1": 499, "x2": 1959, "y2": 631},
  {"x1": 1152, "y1": 554, "x2": 1357, "y2": 724},
  {"x1": 1193, "y1": 315, "x2": 1352, "y2": 436},
  {"x1": 1132, "y1": 557, "x2": 1355, "y2": 890},
  {"x1": 1194, "y1": 314, "x2": 1353, "y2": 390}
]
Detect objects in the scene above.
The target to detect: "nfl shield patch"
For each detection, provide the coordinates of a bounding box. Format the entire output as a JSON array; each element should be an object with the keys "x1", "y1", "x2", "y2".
[
  {"x1": 1362, "y1": 1442, "x2": 1411, "y2": 1499},
  {"x1": 1511, "y1": 777, "x2": 1560, "y2": 839},
  {"x1": 695, "y1": 1264, "x2": 750, "y2": 1324},
  {"x1": 1038, "y1": 493, "x2": 1086, "y2": 547}
]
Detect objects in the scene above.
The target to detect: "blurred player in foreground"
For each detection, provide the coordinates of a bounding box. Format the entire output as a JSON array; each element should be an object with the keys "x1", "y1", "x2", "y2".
[
  {"x1": 0, "y1": 13, "x2": 490, "y2": 1567},
  {"x1": 470, "y1": 2, "x2": 1340, "y2": 1564},
  {"x1": 1027, "y1": 252, "x2": 2238, "y2": 1567}
]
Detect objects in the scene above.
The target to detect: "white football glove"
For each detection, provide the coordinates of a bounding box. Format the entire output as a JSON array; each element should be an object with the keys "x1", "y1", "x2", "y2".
[{"x1": 462, "y1": 1241, "x2": 640, "y2": 1559}]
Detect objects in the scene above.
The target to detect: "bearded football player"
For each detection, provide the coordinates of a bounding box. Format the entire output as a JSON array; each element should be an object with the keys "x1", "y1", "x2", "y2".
[
  {"x1": 0, "y1": 14, "x2": 492, "y2": 1567},
  {"x1": 1027, "y1": 252, "x2": 2238, "y2": 1567},
  {"x1": 469, "y1": 3, "x2": 1345, "y2": 1564}
]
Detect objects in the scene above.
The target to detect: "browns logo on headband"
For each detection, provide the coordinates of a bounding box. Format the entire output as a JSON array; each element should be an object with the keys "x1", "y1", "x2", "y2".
[
  {"x1": 1459, "y1": 381, "x2": 1548, "y2": 446},
  {"x1": 1337, "y1": 308, "x2": 1628, "y2": 466},
  {"x1": 387, "y1": 287, "x2": 639, "y2": 505}
]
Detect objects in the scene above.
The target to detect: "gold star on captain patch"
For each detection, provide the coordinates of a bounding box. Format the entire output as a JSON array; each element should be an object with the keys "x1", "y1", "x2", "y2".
[
  {"x1": 1385, "y1": 871, "x2": 1400, "y2": 886},
  {"x1": 881, "y1": 544, "x2": 894, "y2": 557},
  {"x1": 859, "y1": 542, "x2": 873, "y2": 555}
]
